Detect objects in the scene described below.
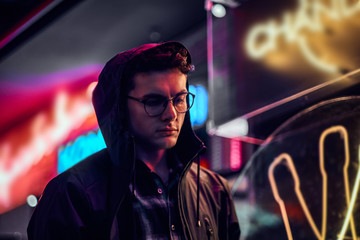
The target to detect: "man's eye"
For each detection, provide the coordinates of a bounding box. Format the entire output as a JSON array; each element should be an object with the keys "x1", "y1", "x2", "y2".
[
  {"x1": 145, "y1": 98, "x2": 164, "y2": 106},
  {"x1": 174, "y1": 97, "x2": 185, "y2": 105},
  {"x1": 174, "y1": 94, "x2": 187, "y2": 104}
]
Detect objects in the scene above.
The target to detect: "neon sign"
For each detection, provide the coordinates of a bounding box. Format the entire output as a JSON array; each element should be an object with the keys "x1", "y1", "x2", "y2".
[
  {"x1": 268, "y1": 125, "x2": 359, "y2": 240},
  {"x1": 245, "y1": 0, "x2": 360, "y2": 73},
  {"x1": 58, "y1": 129, "x2": 106, "y2": 173},
  {"x1": 189, "y1": 85, "x2": 208, "y2": 126},
  {"x1": 0, "y1": 80, "x2": 98, "y2": 213},
  {"x1": 230, "y1": 138, "x2": 242, "y2": 171}
]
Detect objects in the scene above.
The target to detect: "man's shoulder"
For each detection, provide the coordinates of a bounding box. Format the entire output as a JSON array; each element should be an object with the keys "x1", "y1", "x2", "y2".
[
  {"x1": 49, "y1": 148, "x2": 112, "y2": 191},
  {"x1": 188, "y1": 163, "x2": 229, "y2": 188}
]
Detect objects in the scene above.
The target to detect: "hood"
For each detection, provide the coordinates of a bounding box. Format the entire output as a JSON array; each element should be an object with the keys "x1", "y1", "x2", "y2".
[{"x1": 92, "y1": 41, "x2": 205, "y2": 171}]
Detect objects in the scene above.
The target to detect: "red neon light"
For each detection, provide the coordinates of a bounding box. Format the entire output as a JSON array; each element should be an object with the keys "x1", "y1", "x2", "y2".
[
  {"x1": 230, "y1": 138, "x2": 242, "y2": 171},
  {"x1": 0, "y1": 66, "x2": 101, "y2": 214}
]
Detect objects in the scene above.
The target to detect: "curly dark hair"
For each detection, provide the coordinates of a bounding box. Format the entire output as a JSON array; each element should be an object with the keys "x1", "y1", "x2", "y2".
[{"x1": 123, "y1": 43, "x2": 194, "y2": 94}]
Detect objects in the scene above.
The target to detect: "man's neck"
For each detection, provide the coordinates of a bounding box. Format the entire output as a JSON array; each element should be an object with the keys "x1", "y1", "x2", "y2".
[{"x1": 136, "y1": 146, "x2": 169, "y2": 184}]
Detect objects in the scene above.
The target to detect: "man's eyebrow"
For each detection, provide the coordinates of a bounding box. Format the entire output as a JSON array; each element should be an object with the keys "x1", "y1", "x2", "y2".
[
  {"x1": 142, "y1": 90, "x2": 188, "y2": 99},
  {"x1": 175, "y1": 90, "x2": 189, "y2": 96},
  {"x1": 174, "y1": 90, "x2": 188, "y2": 97},
  {"x1": 141, "y1": 93, "x2": 165, "y2": 99}
]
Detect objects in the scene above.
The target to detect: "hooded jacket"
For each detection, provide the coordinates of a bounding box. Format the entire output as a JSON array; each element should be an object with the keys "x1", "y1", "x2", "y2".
[{"x1": 27, "y1": 42, "x2": 240, "y2": 240}]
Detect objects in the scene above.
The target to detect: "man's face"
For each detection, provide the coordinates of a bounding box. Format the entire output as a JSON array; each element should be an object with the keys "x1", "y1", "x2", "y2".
[{"x1": 127, "y1": 69, "x2": 187, "y2": 151}]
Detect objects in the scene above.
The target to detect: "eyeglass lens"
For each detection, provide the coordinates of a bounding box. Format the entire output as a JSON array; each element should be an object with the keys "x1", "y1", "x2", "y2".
[{"x1": 145, "y1": 93, "x2": 194, "y2": 116}]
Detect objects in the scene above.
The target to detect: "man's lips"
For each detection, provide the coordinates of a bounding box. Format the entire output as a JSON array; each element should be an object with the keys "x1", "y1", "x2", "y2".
[
  {"x1": 157, "y1": 128, "x2": 178, "y2": 132},
  {"x1": 157, "y1": 128, "x2": 178, "y2": 135}
]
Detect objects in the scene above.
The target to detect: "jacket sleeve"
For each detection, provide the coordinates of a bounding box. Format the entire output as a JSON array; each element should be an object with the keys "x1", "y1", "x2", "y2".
[{"x1": 27, "y1": 174, "x2": 93, "y2": 240}]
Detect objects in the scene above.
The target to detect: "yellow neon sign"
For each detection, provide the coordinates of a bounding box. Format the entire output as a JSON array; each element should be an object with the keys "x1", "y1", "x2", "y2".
[
  {"x1": 319, "y1": 126, "x2": 356, "y2": 240},
  {"x1": 268, "y1": 125, "x2": 359, "y2": 239},
  {"x1": 245, "y1": 0, "x2": 360, "y2": 74},
  {"x1": 268, "y1": 153, "x2": 321, "y2": 240},
  {"x1": 338, "y1": 147, "x2": 360, "y2": 240}
]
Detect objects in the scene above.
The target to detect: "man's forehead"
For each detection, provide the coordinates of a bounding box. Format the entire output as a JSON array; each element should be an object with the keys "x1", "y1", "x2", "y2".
[{"x1": 132, "y1": 71, "x2": 187, "y2": 89}]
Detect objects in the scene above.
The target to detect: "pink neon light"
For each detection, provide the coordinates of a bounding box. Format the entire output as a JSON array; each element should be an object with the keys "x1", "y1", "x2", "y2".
[
  {"x1": 230, "y1": 138, "x2": 242, "y2": 171},
  {"x1": 0, "y1": 65, "x2": 102, "y2": 134},
  {"x1": 205, "y1": 0, "x2": 213, "y2": 11},
  {"x1": 234, "y1": 136, "x2": 264, "y2": 145},
  {"x1": 0, "y1": 66, "x2": 101, "y2": 214}
]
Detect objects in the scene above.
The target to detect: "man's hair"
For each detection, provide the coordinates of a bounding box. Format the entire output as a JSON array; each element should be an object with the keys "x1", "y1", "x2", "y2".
[{"x1": 123, "y1": 44, "x2": 194, "y2": 94}]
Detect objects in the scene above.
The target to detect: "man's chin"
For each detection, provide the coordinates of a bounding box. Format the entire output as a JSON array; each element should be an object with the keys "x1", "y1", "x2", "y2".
[{"x1": 156, "y1": 137, "x2": 178, "y2": 149}]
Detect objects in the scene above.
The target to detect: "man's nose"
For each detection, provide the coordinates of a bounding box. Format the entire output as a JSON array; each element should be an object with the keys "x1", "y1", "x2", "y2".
[{"x1": 161, "y1": 101, "x2": 177, "y2": 121}]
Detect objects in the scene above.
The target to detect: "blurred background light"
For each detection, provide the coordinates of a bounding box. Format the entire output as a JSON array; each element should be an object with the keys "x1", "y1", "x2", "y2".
[
  {"x1": 0, "y1": 65, "x2": 101, "y2": 214},
  {"x1": 230, "y1": 138, "x2": 242, "y2": 171},
  {"x1": 211, "y1": 4, "x2": 226, "y2": 18},
  {"x1": 149, "y1": 31, "x2": 161, "y2": 42},
  {"x1": 58, "y1": 129, "x2": 106, "y2": 174},
  {"x1": 216, "y1": 117, "x2": 249, "y2": 138},
  {"x1": 26, "y1": 195, "x2": 37, "y2": 208},
  {"x1": 189, "y1": 84, "x2": 208, "y2": 126}
]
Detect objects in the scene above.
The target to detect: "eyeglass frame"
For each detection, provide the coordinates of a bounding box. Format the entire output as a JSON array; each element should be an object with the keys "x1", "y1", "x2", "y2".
[{"x1": 127, "y1": 92, "x2": 195, "y2": 117}]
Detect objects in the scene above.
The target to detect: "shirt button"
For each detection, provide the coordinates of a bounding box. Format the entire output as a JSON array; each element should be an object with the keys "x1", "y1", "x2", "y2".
[
  {"x1": 171, "y1": 225, "x2": 175, "y2": 231},
  {"x1": 157, "y1": 188, "x2": 163, "y2": 194}
]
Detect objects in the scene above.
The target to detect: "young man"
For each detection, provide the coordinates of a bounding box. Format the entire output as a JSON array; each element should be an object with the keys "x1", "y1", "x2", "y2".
[{"x1": 27, "y1": 41, "x2": 240, "y2": 239}]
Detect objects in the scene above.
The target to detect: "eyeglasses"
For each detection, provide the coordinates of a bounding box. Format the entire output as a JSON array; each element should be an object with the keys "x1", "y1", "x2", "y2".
[{"x1": 127, "y1": 92, "x2": 195, "y2": 117}]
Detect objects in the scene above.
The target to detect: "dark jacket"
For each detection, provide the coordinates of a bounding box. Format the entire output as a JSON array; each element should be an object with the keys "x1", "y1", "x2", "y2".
[{"x1": 27, "y1": 42, "x2": 240, "y2": 240}]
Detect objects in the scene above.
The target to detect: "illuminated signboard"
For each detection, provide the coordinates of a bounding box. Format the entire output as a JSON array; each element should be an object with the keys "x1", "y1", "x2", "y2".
[
  {"x1": 57, "y1": 130, "x2": 106, "y2": 174},
  {"x1": 245, "y1": 0, "x2": 360, "y2": 74},
  {"x1": 232, "y1": 97, "x2": 360, "y2": 239},
  {"x1": 0, "y1": 66, "x2": 100, "y2": 214},
  {"x1": 268, "y1": 126, "x2": 360, "y2": 240}
]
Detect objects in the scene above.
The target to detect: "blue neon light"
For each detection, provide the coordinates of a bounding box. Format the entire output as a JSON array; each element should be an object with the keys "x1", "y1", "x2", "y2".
[
  {"x1": 57, "y1": 129, "x2": 106, "y2": 174},
  {"x1": 189, "y1": 85, "x2": 208, "y2": 126}
]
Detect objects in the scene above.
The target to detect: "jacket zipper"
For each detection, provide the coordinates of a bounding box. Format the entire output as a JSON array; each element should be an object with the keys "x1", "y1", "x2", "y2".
[{"x1": 177, "y1": 144, "x2": 206, "y2": 240}]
